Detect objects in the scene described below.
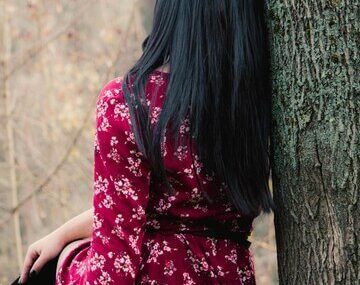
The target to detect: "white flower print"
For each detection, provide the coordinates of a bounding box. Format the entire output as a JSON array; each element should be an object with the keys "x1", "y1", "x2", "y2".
[
  {"x1": 183, "y1": 166, "x2": 194, "y2": 179},
  {"x1": 225, "y1": 249, "x2": 238, "y2": 264},
  {"x1": 114, "y1": 102, "x2": 130, "y2": 121},
  {"x1": 96, "y1": 100, "x2": 108, "y2": 119},
  {"x1": 183, "y1": 272, "x2": 196, "y2": 285},
  {"x1": 237, "y1": 265, "x2": 254, "y2": 284},
  {"x1": 149, "y1": 74, "x2": 165, "y2": 86},
  {"x1": 124, "y1": 130, "x2": 136, "y2": 145},
  {"x1": 146, "y1": 218, "x2": 161, "y2": 229},
  {"x1": 114, "y1": 252, "x2": 135, "y2": 278},
  {"x1": 101, "y1": 194, "x2": 114, "y2": 209},
  {"x1": 132, "y1": 205, "x2": 145, "y2": 220},
  {"x1": 126, "y1": 153, "x2": 144, "y2": 177},
  {"x1": 111, "y1": 220, "x2": 125, "y2": 237},
  {"x1": 93, "y1": 213, "x2": 103, "y2": 230},
  {"x1": 160, "y1": 133, "x2": 167, "y2": 158},
  {"x1": 110, "y1": 136, "x2": 119, "y2": 146},
  {"x1": 193, "y1": 154, "x2": 203, "y2": 175},
  {"x1": 206, "y1": 238, "x2": 218, "y2": 256},
  {"x1": 145, "y1": 240, "x2": 178, "y2": 265},
  {"x1": 151, "y1": 106, "x2": 162, "y2": 124},
  {"x1": 179, "y1": 116, "x2": 190, "y2": 133},
  {"x1": 174, "y1": 145, "x2": 188, "y2": 161},
  {"x1": 98, "y1": 116, "x2": 110, "y2": 132},
  {"x1": 114, "y1": 176, "x2": 138, "y2": 200},
  {"x1": 154, "y1": 193, "x2": 176, "y2": 213},
  {"x1": 164, "y1": 260, "x2": 177, "y2": 276},
  {"x1": 129, "y1": 234, "x2": 141, "y2": 254},
  {"x1": 115, "y1": 213, "x2": 124, "y2": 224},
  {"x1": 97, "y1": 270, "x2": 113, "y2": 285},
  {"x1": 107, "y1": 147, "x2": 121, "y2": 163},
  {"x1": 94, "y1": 175, "x2": 109, "y2": 195},
  {"x1": 89, "y1": 252, "x2": 106, "y2": 272}
]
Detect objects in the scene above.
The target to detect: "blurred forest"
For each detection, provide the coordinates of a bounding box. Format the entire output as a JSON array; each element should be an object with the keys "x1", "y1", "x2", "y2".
[{"x1": 0, "y1": 1, "x2": 277, "y2": 284}]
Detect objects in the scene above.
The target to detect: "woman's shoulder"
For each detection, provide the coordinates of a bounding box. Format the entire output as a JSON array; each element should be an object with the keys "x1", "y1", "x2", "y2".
[
  {"x1": 97, "y1": 76, "x2": 125, "y2": 103},
  {"x1": 95, "y1": 75, "x2": 133, "y2": 134},
  {"x1": 96, "y1": 70, "x2": 168, "y2": 111}
]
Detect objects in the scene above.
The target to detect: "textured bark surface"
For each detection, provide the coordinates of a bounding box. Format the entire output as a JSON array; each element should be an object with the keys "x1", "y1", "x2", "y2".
[{"x1": 268, "y1": 0, "x2": 359, "y2": 284}]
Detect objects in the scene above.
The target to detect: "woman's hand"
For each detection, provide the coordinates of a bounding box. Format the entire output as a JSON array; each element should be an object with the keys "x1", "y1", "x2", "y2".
[
  {"x1": 19, "y1": 231, "x2": 66, "y2": 284},
  {"x1": 18, "y1": 208, "x2": 93, "y2": 284}
]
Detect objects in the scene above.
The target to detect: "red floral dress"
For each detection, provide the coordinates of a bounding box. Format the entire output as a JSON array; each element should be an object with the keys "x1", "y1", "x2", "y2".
[{"x1": 55, "y1": 70, "x2": 256, "y2": 285}]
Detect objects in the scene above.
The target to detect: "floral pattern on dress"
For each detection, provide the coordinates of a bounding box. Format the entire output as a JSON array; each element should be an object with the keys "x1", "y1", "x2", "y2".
[{"x1": 55, "y1": 70, "x2": 256, "y2": 285}]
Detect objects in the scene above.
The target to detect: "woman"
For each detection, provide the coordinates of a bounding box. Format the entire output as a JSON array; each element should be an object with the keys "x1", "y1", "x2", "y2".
[{"x1": 18, "y1": 0, "x2": 274, "y2": 284}]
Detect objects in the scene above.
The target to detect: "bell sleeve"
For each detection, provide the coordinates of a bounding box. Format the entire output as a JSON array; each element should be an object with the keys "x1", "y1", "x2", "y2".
[{"x1": 85, "y1": 77, "x2": 151, "y2": 285}]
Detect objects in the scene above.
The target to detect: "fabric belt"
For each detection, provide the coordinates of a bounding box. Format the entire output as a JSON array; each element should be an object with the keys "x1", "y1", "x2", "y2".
[{"x1": 145, "y1": 217, "x2": 252, "y2": 249}]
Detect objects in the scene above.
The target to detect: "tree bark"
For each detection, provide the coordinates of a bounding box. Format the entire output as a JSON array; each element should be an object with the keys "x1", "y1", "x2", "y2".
[{"x1": 268, "y1": 0, "x2": 359, "y2": 284}]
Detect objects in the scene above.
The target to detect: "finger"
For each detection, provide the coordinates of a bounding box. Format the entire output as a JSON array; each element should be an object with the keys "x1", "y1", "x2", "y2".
[
  {"x1": 30, "y1": 254, "x2": 48, "y2": 276},
  {"x1": 19, "y1": 248, "x2": 39, "y2": 283}
]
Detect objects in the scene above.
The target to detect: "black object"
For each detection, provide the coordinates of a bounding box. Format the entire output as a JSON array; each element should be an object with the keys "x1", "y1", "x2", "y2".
[
  {"x1": 10, "y1": 254, "x2": 60, "y2": 285},
  {"x1": 146, "y1": 216, "x2": 252, "y2": 249}
]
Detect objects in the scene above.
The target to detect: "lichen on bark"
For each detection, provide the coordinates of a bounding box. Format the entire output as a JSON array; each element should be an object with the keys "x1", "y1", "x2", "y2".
[{"x1": 268, "y1": 0, "x2": 359, "y2": 284}]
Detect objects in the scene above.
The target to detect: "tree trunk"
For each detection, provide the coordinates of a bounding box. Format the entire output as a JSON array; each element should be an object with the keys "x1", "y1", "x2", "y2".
[{"x1": 268, "y1": 1, "x2": 359, "y2": 284}]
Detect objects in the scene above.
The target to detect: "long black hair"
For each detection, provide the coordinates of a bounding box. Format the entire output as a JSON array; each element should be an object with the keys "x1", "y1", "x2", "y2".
[{"x1": 122, "y1": 0, "x2": 274, "y2": 217}]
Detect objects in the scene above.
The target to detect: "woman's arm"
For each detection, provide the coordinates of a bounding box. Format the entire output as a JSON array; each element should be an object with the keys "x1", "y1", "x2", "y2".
[
  {"x1": 53, "y1": 207, "x2": 93, "y2": 245},
  {"x1": 83, "y1": 77, "x2": 152, "y2": 284},
  {"x1": 19, "y1": 207, "x2": 93, "y2": 284}
]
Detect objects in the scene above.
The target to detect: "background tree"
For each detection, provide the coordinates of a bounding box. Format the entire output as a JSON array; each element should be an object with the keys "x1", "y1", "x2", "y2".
[{"x1": 268, "y1": 0, "x2": 359, "y2": 284}]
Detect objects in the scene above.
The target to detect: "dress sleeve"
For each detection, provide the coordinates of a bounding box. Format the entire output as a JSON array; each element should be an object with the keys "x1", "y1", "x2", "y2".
[{"x1": 85, "y1": 77, "x2": 151, "y2": 285}]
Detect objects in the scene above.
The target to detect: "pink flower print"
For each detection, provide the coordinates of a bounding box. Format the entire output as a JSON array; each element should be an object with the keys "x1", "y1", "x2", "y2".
[
  {"x1": 115, "y1": 213, "x2": 124, "y2": 224},
  {"x1": 129, "y1": 235, "x2": 140, "y2": 254},
  {"x1": 154, "y1": 198, "x2": 172, "y2": 213},
  {"x1": 146, "y1": 218, "x2": 161, "y2": 229},
  {"x1": 94, "y1": 175, "x2": 109, "y2": 195},
  {"x1": 93, "y1": 213, "x2": 104, "y2": 230},
  {"x1": 179, "y1": 118, "x2": 190, "y2": 135},
  {"x1": 126, "y1": 154, "x2": 143, "y2": 177},
  {"x1": 201, "y1": 259, "x2": 209, "y2": 271},
  {"x1": 114, "y1": 176, "x2": 138, "y2": 200},
  {"x1": 110, "y1": 136, "x2": 119, "y2": 146},
  {"x1": 114, "y1": 102, "x2": 130, "y2": 121},
  {"x1": 174, "y1": 145, "x2": 188, "y2": 161},
  {"x1": 131, "y1": 205, "x2": 145, "y2": 220},
  {"x1": 190, "y1": 187, "x2": 203, "y2": 203},
  {"x1": 101, "y1": 194, "x2": 114, "y2": 209},
  {"x1": 193, "y1": 155, "x2": 203, "y2": 174},
  {"x1": 107, "y1": 148, "x2": 121, "y2": 163},
  {"x1": 206, "y1": 238, "x2": 217, "y2": 256},
  {"x1": 225, "y1": 249, "x2": 238, "y2": 264},
  {"x1": 151, "y1": 107, "x2": 162, "y2": 124},
  {"x1": 98, "y1": 116, "x2": 110, "y2": 131},
  {"x1": 97, "y1": 270, "x2": 113, "y2": 285},
  {"x1": 161, "y1": 240, "x2": 173, "y2": 253},
  {"x1": 160, "y1": 134, "x2": 167, "y2": 158},
  {"x1": 164, "y1": 260, "x2": 177, "y2": 276},
  {"x1": 124, "y1": 131, "x2": 136, "y2": 145},
  {"x1": 183, "y1": 272, "x2": 196, "y2": 285},
  {"x1": 237, "y1": 265, "x2": 253, "y2": 283},
  {"x1": 94, "y1": 135, "x2": 100, "y2": 152},
  {"x1": 149, "y1": 74, "x2": 165, "y2": 86},
  {"x1": 111, "y1": 224, "x2": 125, "y2": 239},
  {"x1": 96, "y1": 100, "x2": 108, "y2": 119},
  {"x1": 89, "y1": 252, "x2": 106, "y2": 272},
  {"x1": 114, "y1": 252, "x2": 135, "y2": 278},
  {"x1": 183, "y1": 167, "x2": 194, "y2": 179}
]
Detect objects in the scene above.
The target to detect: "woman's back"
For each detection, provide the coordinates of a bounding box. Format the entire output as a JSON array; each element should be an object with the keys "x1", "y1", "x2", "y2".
[{"x1": 55, "y1": 70, "x2": 256, "y2": 285}]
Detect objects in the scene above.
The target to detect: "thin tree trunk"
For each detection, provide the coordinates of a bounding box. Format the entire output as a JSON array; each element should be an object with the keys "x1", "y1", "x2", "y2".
[
  {"x1": 268, "y1": 0, "x2": 359, "y2": 284},
  {"x1": 1, "y1": 1, "x2": 24, "y2": 272}
]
